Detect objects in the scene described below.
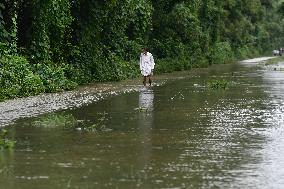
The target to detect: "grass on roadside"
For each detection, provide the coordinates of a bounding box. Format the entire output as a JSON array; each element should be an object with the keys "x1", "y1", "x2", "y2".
[{"x1": 265, "y1": 56, "x2": 284, "y2": 65}]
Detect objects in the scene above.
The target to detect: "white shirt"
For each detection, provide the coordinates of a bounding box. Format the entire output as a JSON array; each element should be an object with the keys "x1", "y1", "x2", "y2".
[{"x1": 140, "y1": 52, "x2": 155, "y2": 76}]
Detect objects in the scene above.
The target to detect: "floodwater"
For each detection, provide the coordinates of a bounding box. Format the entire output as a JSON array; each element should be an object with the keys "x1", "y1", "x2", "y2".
[{"x1": 1, "y1": 59, "x2": 284, "y2": 189}]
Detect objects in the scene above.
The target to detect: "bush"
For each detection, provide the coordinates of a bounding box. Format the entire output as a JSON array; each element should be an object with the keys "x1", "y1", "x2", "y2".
[
  {"x1": 0, "y1": 55, "x2": 78, "y2": 101},
  {"x1": 33, "y1": 63, "x2": 77, "y2": 93},
  {"x1": 191, "y1": 55, "x2": 209, "y2": 68},
  {"x1": 155, "y1": 57, "x2": 192, "y2": 74},
  {"x1": 21, "y1": 73, "x2": 45, "y2": 96},
  {"x1": 210, "y1": 42, "x2": 234, "y2": 64},
  {"x1": 63, "y1": 64, "x2": 93, "y2": 85},
  {"x1": 0, "y1": 55, "x2": 45, "y2": 100},
  {"x1": 113, "y1": 59, "x2": 140, "y2": 81},
  {"x1": 155, "y1": 58, "x2": 178, "y2": 74},
  {"x1": 86, "y1": 54, "x2": 139, "y2": 82},
  {"x1": 235, "y1": 46, "x2": 255, "y2": 59}
]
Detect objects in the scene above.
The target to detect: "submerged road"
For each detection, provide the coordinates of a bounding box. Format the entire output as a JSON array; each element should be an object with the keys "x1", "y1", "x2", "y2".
[
  {"x1": 1, "y1": 56, "x2": 284, "y2": 189},
  {"x1": 0, "y1": 71, "x2": 184, "y2": 127},
  {"x1": 0, "y1": 57, "x2": 276, "y2": 127}
]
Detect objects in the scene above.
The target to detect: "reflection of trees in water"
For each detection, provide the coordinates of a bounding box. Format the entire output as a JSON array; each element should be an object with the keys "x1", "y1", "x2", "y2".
[
  {"x1": 31, "y1": 113, "x2": 77, "y2": 128},
  {"x1": 137, "y1": 89, "x2": 154, "y2": 170},
  {"x1": 0, "y1": 151, "x2": 14, "y2": 178},
  {"x1": 0, "y1": 129, "x2": 15, "y2": 180}
]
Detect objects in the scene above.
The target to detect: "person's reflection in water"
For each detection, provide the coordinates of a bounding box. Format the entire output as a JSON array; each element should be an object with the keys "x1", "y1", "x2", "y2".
[
  {"x1": 137, "y1": 88, "x2": 154, "y2": 176},
  {"x1": 139, "y1": 89, "x2": 154, "y2": 112}
]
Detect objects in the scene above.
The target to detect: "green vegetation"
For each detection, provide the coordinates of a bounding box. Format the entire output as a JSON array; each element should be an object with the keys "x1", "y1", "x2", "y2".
[
  {"x1": 32, "y1": 112, "x2": 111, "y2": 132},
  {"x1": 1, "y1": 0, "x2": 284, "y2": 100},
  {"x1": 207, "y1": 80, "x2": 229, "y2": 90},
  {"x1": 0, "y1": 129, "x2": 15, "y2": 149},
  {"x1": 265, "y1": 56, "x2": 284, "y2": 65}
]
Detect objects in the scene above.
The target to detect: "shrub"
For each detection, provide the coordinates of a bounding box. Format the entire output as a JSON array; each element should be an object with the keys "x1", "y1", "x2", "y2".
[
  {"x1": 33, "y1": 63, "x2": 77, "y2": 93},
  {"x1": 235, "y1": 46, "x2": 256, "y2": 59},
  {"x1": 210, "y1": 42, "x2": 234, "y2": 64},
  {"x1": 113, "y1": 59, "x2": 140, "y2": 81},
  {"x1": 0, "y1": 55, "x2": 45, "y2": 100},
  {"x1": 21, "y1": 73, "x2": 45, "y2": 96},
  {"x1": 0, "y1": 54, "x2": 78, "y2": 101}
]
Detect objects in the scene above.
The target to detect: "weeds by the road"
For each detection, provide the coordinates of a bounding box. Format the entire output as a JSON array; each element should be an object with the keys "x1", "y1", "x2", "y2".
[
  {"x1": 207, "y1": 80, "x2": 229, "y2": 90},
  {"x1": 32, "y1": 112, "x2": 112, "y2": 132},
  {"x1": 265, "y1": 56, "x2": 284, "y2": 65}
]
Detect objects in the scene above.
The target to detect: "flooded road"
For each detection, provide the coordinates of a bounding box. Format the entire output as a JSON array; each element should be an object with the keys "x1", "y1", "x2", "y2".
[{"x1": 1, "y1": 59, "x2": 284, "y2": 189}]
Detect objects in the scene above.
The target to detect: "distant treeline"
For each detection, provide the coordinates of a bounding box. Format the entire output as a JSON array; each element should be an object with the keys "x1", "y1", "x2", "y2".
[{"x1": 0, "y1": 0, "x2": 284, "y2": 100}]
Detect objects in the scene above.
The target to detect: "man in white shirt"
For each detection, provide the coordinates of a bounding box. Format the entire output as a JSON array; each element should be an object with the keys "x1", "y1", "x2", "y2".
[{"x1": 139, "y1": 48, "x2": 155, "y2": 86}]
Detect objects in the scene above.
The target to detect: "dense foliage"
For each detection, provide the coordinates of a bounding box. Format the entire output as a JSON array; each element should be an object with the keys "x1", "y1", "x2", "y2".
[{"x1": 1, "y1": 0, "x2": 284, "y2": 100}]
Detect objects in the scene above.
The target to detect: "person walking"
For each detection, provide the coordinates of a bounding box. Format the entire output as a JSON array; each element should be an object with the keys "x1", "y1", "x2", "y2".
[{"x1": 139, "y1": 48, "x2": 155, "y2": 86}]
